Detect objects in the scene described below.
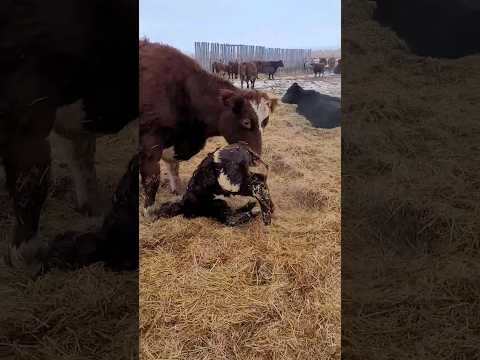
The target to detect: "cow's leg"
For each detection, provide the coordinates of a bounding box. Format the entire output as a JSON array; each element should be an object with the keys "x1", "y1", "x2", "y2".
[
  {"x1": 54, "y1": 132, "x2": 99, "y2": 216},
  {"x1": 53, "y1": 100, "x2": 100, "y2": 216},
  {"x1": 3, "y1": 107, "x2": 54, "y2": 276},
  {"x1": 139, "y1": 141, "x2": 163, "y2": 218},
  {"x1": 161, "y1": 146, "x2": 183, "y2": 194},
  {"x1": 164, "y1": 159, "x2": 183, "y2": 195}
]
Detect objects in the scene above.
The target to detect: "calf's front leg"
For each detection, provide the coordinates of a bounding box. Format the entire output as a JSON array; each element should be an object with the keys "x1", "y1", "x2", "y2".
[{"x1": 248, "y1": 174, "x2": 274, "y2": 225}]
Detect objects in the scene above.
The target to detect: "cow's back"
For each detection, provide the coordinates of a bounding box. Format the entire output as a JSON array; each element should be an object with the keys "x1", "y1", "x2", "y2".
[
  {"x1": 297, "y1": 91, "x2": 340, "y2": 129},
  {"x1": 140, "y1": 43, "x2": 200, "y2": 128},
  {"x1": 1, "y1": 0, "x2": 138, "y2": 133}
]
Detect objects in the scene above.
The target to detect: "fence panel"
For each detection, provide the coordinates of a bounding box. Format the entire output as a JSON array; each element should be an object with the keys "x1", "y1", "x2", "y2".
[{"x1": 194, "y1": 41, "x2": 312, "y2": 73}]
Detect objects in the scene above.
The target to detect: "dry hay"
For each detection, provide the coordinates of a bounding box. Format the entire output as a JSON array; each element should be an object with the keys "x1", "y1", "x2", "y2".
[
  {"x1": 342, "y1": 1, "x2": 480, "y2": 359},
  {"x1": 0, "y1": 121, "x2": 139, "y2": 359},
  {"x1": 140, "y1": 93, "x2": 341, "y2": 357}
]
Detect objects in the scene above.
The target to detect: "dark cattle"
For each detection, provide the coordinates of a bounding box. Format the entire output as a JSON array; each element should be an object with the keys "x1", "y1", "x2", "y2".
[
  {"x1": 239, "y1": 62, "x2": 258, "y2": 89},
  {"x1": 318, "y1": 58, "x2": 328, "y2": 66},
  {"x1": 253, "y1": 61, "x2": 264, "y2": 77},
  {"x1": 227, "y1": 61, "x2": 239, "y2": 79},
  {"x1": 212, "y1": 61, "x2": 228, "y2": 77},
  {"x1": 155, "y1": 143, "x2": 274, "y2": 226},
  {"x1": 45, "y1": 155, "x2": 139, "y2": 272},
  {"x1": 334, "y1": 59, "x2": 341, "y2": 74},
  {"x1": 312, "y1": 63, "x2": 326, "y2": 77},
  {"x1": 281, "y1": 83, "x2": 340, "y2": 129},
  {"x1": 257, "y1": 60, "x2": 284, "y2": 80},
  {"x1": 374, "y1": 0, "x2": 480, "y2": 58},
  {"x1": 0, "y1": 0, "x2": 138, "y2": 275},
  {"x1": 139, "y1": 42, "x2": 278, "y2": 217}
]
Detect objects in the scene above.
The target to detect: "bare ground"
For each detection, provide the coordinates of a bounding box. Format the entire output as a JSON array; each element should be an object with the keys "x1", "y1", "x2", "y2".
[
  {"x1": 140, "y1": 74, "x2": 341, "y2": 359},
  {"x1": 232, "y1": 72, "x2": 341, "y2": 98}
]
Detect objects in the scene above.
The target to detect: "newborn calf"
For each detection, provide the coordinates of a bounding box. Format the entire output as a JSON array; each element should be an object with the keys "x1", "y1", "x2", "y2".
[{"x1": 155, "y1": 143, "x2": 274, "y2": 226}]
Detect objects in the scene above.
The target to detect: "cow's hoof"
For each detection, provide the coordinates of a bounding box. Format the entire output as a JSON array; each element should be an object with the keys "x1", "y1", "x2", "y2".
[
  {"x1": 142, "y1": 205, "x2": 158, "y2": 220},
  {"x1": 4, "y1": 235, "x2": 49, "y2": 278}
]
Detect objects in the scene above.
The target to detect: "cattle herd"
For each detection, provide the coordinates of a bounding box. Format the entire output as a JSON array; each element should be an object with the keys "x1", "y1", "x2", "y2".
[
  {"x1": 1, "y1": 7, "x2": 339, "y2": 276},
  {"x1": 213, "y1": 59, "x2": 286, "y2": 88},
  {"x1": 213, "y1": 56, "x2": 340, "y2": 87},
  {"x1": 304, "y1": 57, "x2": 341, "y2": 77}
]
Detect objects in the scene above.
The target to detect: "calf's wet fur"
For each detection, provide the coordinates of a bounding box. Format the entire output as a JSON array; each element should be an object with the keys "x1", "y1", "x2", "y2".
[{"x1": 154, "y1": 143, "x2": 274, "y2": 226}]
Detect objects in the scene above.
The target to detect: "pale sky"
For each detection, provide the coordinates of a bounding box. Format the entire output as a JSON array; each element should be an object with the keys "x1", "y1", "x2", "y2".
[{"x1": 140, "y1": 0, "x2": 340, "y2": 54}]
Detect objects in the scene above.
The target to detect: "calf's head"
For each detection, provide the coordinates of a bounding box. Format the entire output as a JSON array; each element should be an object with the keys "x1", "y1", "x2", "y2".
[{"x1": 218, "y1": 90, "x2": 278, "y2": 155}]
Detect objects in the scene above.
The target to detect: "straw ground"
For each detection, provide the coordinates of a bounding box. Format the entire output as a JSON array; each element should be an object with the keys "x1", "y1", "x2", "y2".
[
  {"x1": 0, "y1": 122, "x2": 138, "y2": 359},
  {"x1": 342, "y1": 1, "x2": 480, "y2": 358}
]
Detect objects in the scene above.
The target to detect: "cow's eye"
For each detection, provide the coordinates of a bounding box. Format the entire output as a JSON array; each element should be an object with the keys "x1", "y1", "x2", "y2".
[
  {"x1": 241, "y1": 118, "x2": 251, "y2": 129},
  {"x1": 261, "y1": 116, "x2": 269, "y2": 128}
]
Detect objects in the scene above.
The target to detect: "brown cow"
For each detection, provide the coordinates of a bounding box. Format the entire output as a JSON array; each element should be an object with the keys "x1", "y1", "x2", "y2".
[
  {"x1": 327, "y1": 57, "x2": 336, "y2": 72},
  {"x1": 139, "y1": 42, "x2": 278, "y2": 217},
  {"x1": 239, "y1": 62, "x2": 258, "y2": 89},
  {"x1": 227, "y1": 61, "x2": 239, "y2": 79},
  {"x1": 312, "y1": 63, "x2": 326, "y2": 77},
  {"x1": 212, "y1": 61, "x2": 228, "y2": 78},
  {"x1": 334, "y1": 59, "x2": 341, "y2": 74},
  {"x1": 1, "y1": 0, "x2": 138, "y2": 275}
]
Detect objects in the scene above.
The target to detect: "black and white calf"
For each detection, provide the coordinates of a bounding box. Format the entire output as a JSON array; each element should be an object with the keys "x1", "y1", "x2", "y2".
[{"x1": 154, "y1": 143, "x2": 274, "y2": 226}]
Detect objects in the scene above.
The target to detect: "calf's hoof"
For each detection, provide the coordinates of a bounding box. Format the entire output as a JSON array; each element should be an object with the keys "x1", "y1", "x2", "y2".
[
  {"x1": 157, "y1": 201, "x2": 183, "y2": 218},
  {"x1": 225, "y1": 206, "x2": 261, "y2": 227}
]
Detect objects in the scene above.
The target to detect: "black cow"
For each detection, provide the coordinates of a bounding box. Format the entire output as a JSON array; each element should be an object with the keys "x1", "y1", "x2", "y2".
[
  {"x1": 154, "y1": 143, "x2": 274, "y2": 226},
  {"x1": 1, "y1": 0, "x2": 138, "y2": 275},
  {"x1": 258, "y1": 60, "x2": 285, "y2": 80},
  {"x1": 281, "y1": 83, "x2": 341, "y2": 129},
  {"x1": 374, "y1": 0, "x2": 480, "y2": 58}
]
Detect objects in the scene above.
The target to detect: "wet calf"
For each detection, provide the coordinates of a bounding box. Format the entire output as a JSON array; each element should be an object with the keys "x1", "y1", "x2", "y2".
[{"x1": 155, "y1": 143, "x2": 274, "y2": 226}]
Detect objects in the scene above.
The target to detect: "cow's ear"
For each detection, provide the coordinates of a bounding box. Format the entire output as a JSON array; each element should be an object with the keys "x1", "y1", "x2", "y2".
[
  {"x1": 219, "y1": 89, "x2": 236, "y2": 106},
  {"x1": 220, "y1": 89, "x2": 244, "y2": 114},
  {"x1": 232, "y1": 96, "x2": 244, "y2": 115}
]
